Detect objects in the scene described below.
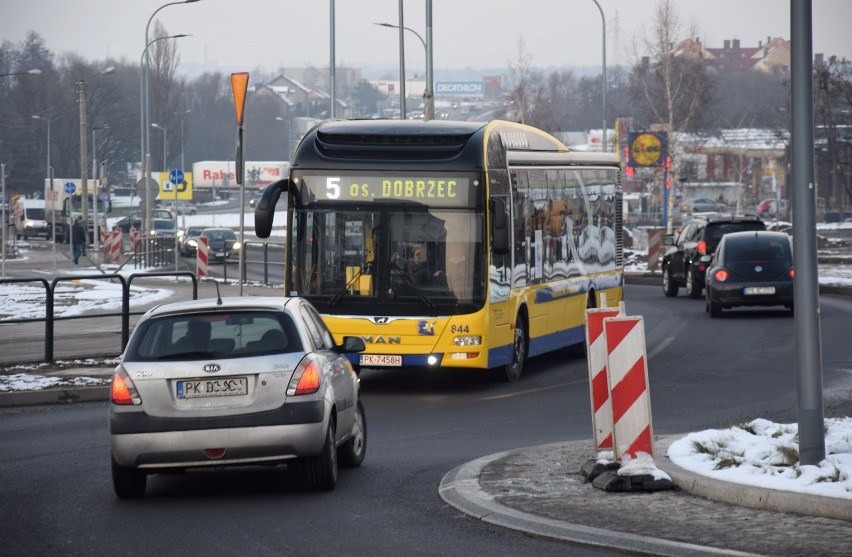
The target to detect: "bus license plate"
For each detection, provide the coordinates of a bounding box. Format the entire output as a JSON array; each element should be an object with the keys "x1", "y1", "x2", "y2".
[
  {"x1": 744, "y1": 286, "x2": 775, "y2": 295},
  {"x1": 177, "y1": 377, "x2": 248, "y2": 399},
  {"x1": 360, "y1": 354, "x2": 402, "y2": 366}
]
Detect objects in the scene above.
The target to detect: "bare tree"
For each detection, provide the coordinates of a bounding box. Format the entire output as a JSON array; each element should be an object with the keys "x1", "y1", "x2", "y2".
[
  {"x1": 628, "y1": 0, "x2": 714, "y2": 231},
  {"x1": 507, "y1": 37, "x2": 538, "y2": 125}
]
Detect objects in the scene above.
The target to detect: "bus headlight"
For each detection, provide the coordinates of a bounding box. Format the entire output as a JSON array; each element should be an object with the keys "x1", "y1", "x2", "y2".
[{"x1": 454, "y1": 335, "x2": 482, "y2": 347}]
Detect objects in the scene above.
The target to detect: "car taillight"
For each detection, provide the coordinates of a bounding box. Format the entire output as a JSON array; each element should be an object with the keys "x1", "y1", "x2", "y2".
[
  {"x1": 789, "y1": 268, "x2": 795, "y2": 279},
  {"x1": 111, "y1": 367, "x2": 141, "y2": 405},
  {"x1": 288, "y1": 357, "x2": 321, "y2": 396},
  {"x1": 713, "y1": 269, "x2": 729, "y2": 282},
  {"x1": 697, "y1": 240, "x2": 707, "y2": 256}
]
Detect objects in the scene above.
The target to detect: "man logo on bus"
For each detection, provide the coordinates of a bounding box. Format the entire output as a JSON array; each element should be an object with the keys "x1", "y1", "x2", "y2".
[{"x1": 418, "y1": 321, "x2": 436, "y2": 336}]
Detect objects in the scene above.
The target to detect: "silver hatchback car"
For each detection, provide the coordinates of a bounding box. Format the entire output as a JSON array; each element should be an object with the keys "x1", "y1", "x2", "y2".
[{"x1": 109, "y1": 296, "x2": 367, "y2": 498}]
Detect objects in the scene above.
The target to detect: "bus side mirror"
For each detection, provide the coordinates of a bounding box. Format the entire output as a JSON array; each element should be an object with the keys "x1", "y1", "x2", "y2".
[
  {"x1": 491, "y1": 197, "x2": 510, "y2": 255},
  {"x1": 254, "y1": 179, "x2": 292, "y2": 238}
]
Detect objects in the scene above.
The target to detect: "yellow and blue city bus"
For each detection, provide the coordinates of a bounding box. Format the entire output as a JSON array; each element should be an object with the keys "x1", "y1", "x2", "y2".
[{"x1": 255, "y1": 119, "x2": 623, "y2": 381}]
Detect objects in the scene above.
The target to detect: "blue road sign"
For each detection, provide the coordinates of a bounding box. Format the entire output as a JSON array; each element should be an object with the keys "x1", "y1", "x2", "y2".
[
  {"x1": 169, "y1": 169, "x2": 184, "y2": 185},
  {"x1": 64, "y1": 182, "x2": 76, "y2": 194}
]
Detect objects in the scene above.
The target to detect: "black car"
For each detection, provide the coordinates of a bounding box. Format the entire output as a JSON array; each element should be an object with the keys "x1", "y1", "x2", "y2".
[
  {"x1": 705, "y1": 230, "x2": 794, "y2": 317},
  {"x1": 662, "y1": 214, "x2": 765, "y2": 298},
  {"x1": 114, "y1": 210, "x2": 174, "y2": 233}
]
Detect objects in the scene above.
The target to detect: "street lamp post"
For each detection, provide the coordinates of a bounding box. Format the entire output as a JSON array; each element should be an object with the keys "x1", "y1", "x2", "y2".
[
  {"x1": 374, "y1": 19, "x2": 432, "y2": 120},
  {"x1": 92, "y1": 125, "x2": 108, "y2": 254},
  {"x1": 151, "y1": 123, "x2": 167, "y2": 171},
  {"x1": 590, "y1": 0, "x2": 607, "y2": 151},
  {"x1": 0, "y1": 68, "x2": 41, "y2": 78},
  {"x1": 142, "y1": 1, "x2": 199, "y2": 265},
  {"x1": 275, "y1": 116, "x2": 292, "y2": 159},
  {"x1": 78, "y1": 66, "x2": 115, "y2": 258},
  {"x1": 179, "y1": 108, "x2": 191, "y2": 171},
  {"x1": 32, "y1": 114, "x2": 57, "y2": 269},
  {"x1": 2, "y1": 69, "x2": 41, "y2": 278}
]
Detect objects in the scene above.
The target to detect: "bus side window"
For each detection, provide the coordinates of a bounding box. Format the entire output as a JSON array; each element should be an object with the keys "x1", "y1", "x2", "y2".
[{"x1": 491, "y1": 197, "x2": 509, "y2": 255}]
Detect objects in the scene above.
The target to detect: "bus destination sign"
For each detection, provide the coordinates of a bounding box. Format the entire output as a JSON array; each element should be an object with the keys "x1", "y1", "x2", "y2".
[{"x1": 298, "y1": 175, "x2": 472, "y2": 207}]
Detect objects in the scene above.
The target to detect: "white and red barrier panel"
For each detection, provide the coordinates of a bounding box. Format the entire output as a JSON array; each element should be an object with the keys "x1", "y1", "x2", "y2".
[
  {"x1": 585, "y1": 306, "x2": 622, "y2": 451},
  {"x1": 129, "y1": 228, "x2": 139, "y2": 253},
  {"x1": 196, "y1": 236, "x2": 209, "y2": 277},
  {"x1": 603, "y1": 315, "x2": 654, "y2": 461},
  {"x1": 647, "y1": 228, "x2": 665, "y2": 271},
  {"x1": 108, "y1": 229, "x2": 122, "y2": 263}
]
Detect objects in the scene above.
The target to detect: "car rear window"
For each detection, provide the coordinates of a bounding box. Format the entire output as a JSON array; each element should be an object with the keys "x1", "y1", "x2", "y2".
[
  {"x1": 725, "y1": 236, "x2": 791, "y2": 262},
  {"x1": 126, "y1": 311, "x2": 303, "y2": 361},
  {"x1": 705, "y1": 222, "x2": 766, "y2": 248}
]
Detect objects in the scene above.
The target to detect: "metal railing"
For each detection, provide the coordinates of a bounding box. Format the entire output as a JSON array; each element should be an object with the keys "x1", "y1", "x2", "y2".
[{"x1": 0, "y1": 271, "x2": 197, "y2": 363}]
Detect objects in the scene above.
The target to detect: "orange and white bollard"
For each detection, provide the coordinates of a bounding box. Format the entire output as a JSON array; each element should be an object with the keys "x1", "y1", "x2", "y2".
[
  {"x1": 196, "y1": 236, "x2": 209, "y2": 277},
  {"x1": 585, "y1": 305, "x2": 622, "y2": 451},
  {"x1": 603, "y1": 314, "x2": 654, "y2": 462},
  {"x1": 109, "y1": 229, "x2": 122, "y2": 263}
]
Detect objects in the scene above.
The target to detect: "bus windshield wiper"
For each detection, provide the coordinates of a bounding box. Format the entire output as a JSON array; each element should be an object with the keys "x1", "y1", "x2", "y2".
[
  {"x1": 328, "y1": 266, "x2": 366, "y2": 308},
  {"x1": 389, "y1": 262, "x2": 436, "y2": 309}
]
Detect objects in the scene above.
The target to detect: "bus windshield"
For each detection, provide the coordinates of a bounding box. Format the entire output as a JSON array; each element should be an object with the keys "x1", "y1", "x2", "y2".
[{"x1": 290, "y1": 205, "x2": 485, "y2": 316}]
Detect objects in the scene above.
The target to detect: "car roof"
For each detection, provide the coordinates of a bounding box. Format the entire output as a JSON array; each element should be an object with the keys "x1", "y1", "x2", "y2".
[
  {"x1": 144, "y1": 296, "x2": 300, "y2": 319},
  {"x1": 691, "y1": 214, "x2": 764, "y2": 224},
  {"x1": 720, "y1": 230, "x2": 790, "y2": 243}
]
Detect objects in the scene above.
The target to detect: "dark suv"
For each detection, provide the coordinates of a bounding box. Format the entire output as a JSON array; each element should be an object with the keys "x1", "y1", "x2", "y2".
[{"x1": 662, "y1": 214, "x2": 765, "y2": 298}]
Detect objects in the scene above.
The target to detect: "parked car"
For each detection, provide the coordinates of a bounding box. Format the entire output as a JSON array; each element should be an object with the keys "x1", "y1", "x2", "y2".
[
  {"x1": 114, "y1": 210, "x2": 174, "y2": 233},
  {"x1": 200, "y1": 227, "x2": 238, "y2": 261},
  {"x1": 662, "y1": 214, "x2": 766, "y2": 299},
  {"x1": 681, "y1": 197, "x2": 727, "y2": 214},
  {"x1": 109, "y1": 295, "x2": 368, "y2": 497},
  {"x1": 705, "y1": 230, "x2": 794, "y2": 317},
  {"x1": 159, "y1": 201, "x2": 197, "y2": 215},
  {"x1": 178, "y1": 225, "x2": 206, "y2": 256},
  {"x1": 248, "y1": 190, "x2": 264, "y2": 208}
]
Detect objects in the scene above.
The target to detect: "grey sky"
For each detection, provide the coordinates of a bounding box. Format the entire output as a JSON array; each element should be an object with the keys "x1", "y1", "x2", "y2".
[{"x1": 2, "y1": 0, "x2": 850, "y2": 76}]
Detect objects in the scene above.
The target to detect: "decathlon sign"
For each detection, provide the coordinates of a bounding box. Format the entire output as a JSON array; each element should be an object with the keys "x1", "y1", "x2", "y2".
[{"x1": 435, "y1": 81, "x2": 484, "y2": 96}]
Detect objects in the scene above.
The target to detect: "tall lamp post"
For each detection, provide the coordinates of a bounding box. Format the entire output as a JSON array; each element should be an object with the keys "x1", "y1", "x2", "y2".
[
  {"x1": 92, "y1": 124, "x2": 108, "y2": 254},
  {"x1": 140, "y1": 32, "x2": 189, "y2": 251},
  {"x1": 32, "y1": 114, "x2": 56, "y2": 269},
  {"x1": 142, "y1": 1, "x2": 199, "y2": 263},
  {"x1": 2, "y1": 69, "x2": 40, "y2": 278},
  {"x1": 151, "y1": 123, "x2": 168, "y2": 171},
  {"x1": 374, "y1": 3, "x2": 434, "y2": 120},
  {"x1": 179, "y1": 108, "x2": 191, "y2": 171},
  {"x1": 591, "y1": 0, "x2": 607, "y2": 151},
  {"x1": 275, "y1": 116, "x2": 292, "y2": 159},
  {"x1": 78, "y1": 65, "x2": 115, "y2": 257}
]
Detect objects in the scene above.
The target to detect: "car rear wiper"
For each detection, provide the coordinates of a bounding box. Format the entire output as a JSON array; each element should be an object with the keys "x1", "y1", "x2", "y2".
[{"x1": 389, "y1": 261, "x2": 436, "y2": 309}]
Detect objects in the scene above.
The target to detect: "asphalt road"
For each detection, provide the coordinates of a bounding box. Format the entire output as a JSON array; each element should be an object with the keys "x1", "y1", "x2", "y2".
[{"x1": 2, "y1": 282, "x2": 851, "y2": 556}]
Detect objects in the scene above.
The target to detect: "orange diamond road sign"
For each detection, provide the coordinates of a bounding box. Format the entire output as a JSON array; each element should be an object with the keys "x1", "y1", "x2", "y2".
[{"x1": 230, "y1": 72, "x2": 249, "y2": 126}]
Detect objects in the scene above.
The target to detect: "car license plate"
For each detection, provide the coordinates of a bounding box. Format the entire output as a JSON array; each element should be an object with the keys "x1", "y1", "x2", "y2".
[
  {"x1": 744, "y1": 286, "x2": 775, "y2": 295},
  {"x1": 215, "y1": 251, "x2": 225, "y2": 258},
  {"x1": 177, "y1": 377, "x2": 248, "y2": 399},
  {"x1": 360, "y1": 354, "x2": 402, "y2": 366}
]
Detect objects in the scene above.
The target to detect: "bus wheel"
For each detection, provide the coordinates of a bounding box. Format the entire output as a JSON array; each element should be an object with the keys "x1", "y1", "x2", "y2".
[{"x1": 503, "y1": 317, "x2": 526, "y2": 382}]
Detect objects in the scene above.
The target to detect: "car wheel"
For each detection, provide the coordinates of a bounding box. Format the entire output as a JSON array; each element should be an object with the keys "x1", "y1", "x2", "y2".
[
  {"x1": 307, "y1": 422, "x2": 338, "y2": 491},
  {"x1": 662, "y1": 266, "x2": 679, "y2": 297},
  {"x1": 338, "y1": 400, "x2": 367, "y2": 468},
  {"x1": 686, "y1": 267, "x2": 702, "y2": 299},
  {"x1": 502, "y1": 316, "x2": 526, "y2": 382},
  {"x1": 111, "y1": 457, "x2": 147, "y2": 498},
  {"x1": 707, "y1": 290, "x2": 722, "y2": 318}
]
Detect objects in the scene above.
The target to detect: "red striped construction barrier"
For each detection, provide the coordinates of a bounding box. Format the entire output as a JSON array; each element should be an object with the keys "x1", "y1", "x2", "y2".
[
  {"x1": 585, "y1": 306, "x2": 623, "y2": 451},
  {"x1": 129, "y1": 228, "x2": 139, "y2": 253},
  {"x1": 108, "y1": 229, "x2": 122, "y2": 263},
  {"x1": 603, "y1": 315, "x2": 654, "y2": 461},
  {"x1": 647, "y1": 228, "x2": 665, "y2": 271},
  {"x1": 196, "y1": 236, "x2": 209, "y2": 277}
]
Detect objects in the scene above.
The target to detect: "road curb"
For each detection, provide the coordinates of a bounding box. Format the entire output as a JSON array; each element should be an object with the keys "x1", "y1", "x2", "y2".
[{"x1": 0, "y1": 386, "x2": 110, "y2": 407}]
